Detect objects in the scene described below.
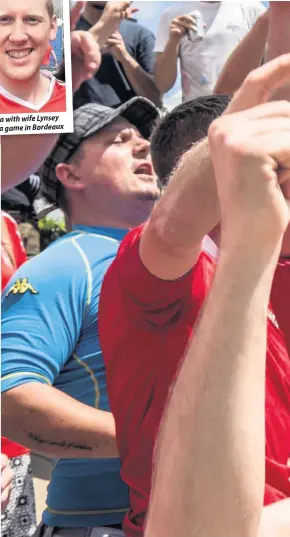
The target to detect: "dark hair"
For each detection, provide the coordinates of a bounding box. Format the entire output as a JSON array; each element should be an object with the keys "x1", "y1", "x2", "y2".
[
  {"x1": 46, "y1": 0, "x2": 55, "y2": 18},
  {"x1": 151, "y1": 94, "x2": 231, "y2": 185}
]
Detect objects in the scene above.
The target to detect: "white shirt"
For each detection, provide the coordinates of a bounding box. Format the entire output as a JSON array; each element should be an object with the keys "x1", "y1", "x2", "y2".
[{"x1": 155, "y1": 1, "x2": 266, "y2": 101}]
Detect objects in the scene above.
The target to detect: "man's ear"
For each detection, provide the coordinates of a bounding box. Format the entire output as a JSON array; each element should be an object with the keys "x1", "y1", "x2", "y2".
[
  {"x1": 49, "y1": 15, "x2": 58, "y2": 42},
  {"x1": 55, "y1": 163, "x2": 85, "y2": 192}
]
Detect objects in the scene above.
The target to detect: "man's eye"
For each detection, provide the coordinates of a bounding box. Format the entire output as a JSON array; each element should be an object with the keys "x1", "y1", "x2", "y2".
[
  {"x1": 24, "y1": 17, "x2": 40, "y2": 24},
  {"x1": 0, "y1": 17, "x2": 13, "y2": 25}
]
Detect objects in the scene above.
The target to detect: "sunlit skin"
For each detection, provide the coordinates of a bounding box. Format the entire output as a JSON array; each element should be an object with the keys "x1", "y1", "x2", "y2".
[{"x1": 0, "y1": 0, "x2": 57, "y2": 102}]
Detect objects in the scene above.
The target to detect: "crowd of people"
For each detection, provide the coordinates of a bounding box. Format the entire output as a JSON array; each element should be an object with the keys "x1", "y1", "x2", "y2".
[{"x1": 1, "y1": 2, "x2": 290, "y2": 537}]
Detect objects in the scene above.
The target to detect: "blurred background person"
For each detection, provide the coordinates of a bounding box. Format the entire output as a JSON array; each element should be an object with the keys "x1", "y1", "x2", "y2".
[
  {"x1": 1, "y1": 210, "x2": 37, "y2": 537},
  {"x1": 74, "y1": 1, "x2": 161, "y2": 109},
  {"x1": 154, "y1": 1, "x2": 266, "y2": 102},
  {"x1": 2, "y1": 176, "x2": 41, "y2": 259},
  {"x1": 1, "y1": 454, "x2": 13, "y2": 512}
]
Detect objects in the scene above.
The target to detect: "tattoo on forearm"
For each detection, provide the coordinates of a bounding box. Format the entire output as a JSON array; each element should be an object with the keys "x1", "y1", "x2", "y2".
[{"x1": 27, "y1": 432, "x2": 93, "y2": 451}]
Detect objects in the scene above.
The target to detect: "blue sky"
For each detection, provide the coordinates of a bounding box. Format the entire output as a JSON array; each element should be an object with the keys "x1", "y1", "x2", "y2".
[{"x1": 134, "y1": 0, "x2": 268, "y2": 110}]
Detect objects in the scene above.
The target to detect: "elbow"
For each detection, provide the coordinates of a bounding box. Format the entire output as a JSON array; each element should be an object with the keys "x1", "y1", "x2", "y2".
[
  {"x1": 150, "y1": 84, "x2": 163, "y2": 107},
  {"x1": 154, "y1": 64, "x2": 175, "y2": 95},
  {"x1": 154, "y1": 74, "x2": 174, "y2": 95}
]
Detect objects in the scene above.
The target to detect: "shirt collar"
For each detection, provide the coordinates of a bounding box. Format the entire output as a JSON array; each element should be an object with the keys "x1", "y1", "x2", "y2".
[{"x1": 72, "y1": 225, "x2": 128, "y2": 242}]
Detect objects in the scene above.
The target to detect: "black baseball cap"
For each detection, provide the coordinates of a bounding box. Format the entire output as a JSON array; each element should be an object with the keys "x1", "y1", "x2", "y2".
[{"x1": 39, "y1": 97, "x2": 159, "y2": 211}]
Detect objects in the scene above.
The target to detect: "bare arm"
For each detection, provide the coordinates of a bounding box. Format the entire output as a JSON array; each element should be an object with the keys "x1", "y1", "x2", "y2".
[
  {"x1": 154, "y1": 44, "x2": 179, "y2": 95},
  {"x1": 146, "y1": 239, "x2": 278, "y2": 537},
  {"x1": 118, "y1": 51, "x2": 161, "y2": 107},
  {"x1": 214, "y1": 12, "x2": 269, "y2": 95},
  {"x1": 140, "y1": 138, "x2": 219, "y2": 280},
  {"x1": 145, "y1": 55, "x2": 290, "y2": 537},
  {"x1": 266, "y1": 3, "x2": 290, "y2": 101},
  {"x1": 154, "y1": 14, "x2": 196, "y2": 94},
  {"x1": 1, "y1": 135, "x2": 59, "y2": 192},
  {"x1": 2, "y1": 383, "x2": 118, "y2": 459}
]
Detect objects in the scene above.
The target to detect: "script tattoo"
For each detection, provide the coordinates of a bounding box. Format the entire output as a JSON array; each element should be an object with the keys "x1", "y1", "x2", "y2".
[{"x1": 27, "y1": 432, "x2": 93, "y2": 452}]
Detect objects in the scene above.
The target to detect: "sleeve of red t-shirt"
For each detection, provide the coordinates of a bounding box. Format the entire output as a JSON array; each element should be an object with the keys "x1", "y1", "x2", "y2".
[
  {"x1": 1, "y1": 214, "x2": 28, "y2": 458},
  {"x1": 264, "y1": 483, "x2": 287, "y2": 505},
  {"x1": 5, "y1": 214, "x2": 27, "y2": 269},
  {"x1": 112, "y1": 225, "x2": 213, "y2": 328}
]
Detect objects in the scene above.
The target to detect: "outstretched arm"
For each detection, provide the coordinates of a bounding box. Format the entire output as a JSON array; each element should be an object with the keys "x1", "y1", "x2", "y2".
[{"x1": 145, "y1": 55, "x2": 290, "y2": 537}]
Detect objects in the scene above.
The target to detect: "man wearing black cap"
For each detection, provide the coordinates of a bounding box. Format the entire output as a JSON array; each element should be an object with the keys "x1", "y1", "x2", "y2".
[{"x1": 1, "y1": 96, "x2": 160, "y2": 537}]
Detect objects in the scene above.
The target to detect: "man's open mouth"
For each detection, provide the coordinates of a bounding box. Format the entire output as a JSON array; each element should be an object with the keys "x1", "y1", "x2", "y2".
[
  {"x1": 134, "y1": 162, "x2": 154, "y2": 176},
  {"x1": 6, "y1": 48, "x2": 33, "y2": 59}
]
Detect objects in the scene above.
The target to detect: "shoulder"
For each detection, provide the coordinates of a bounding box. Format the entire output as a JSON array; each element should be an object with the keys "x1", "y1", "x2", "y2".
[
  {"x1": 117, "y1": 225, "x2": 144, "y2": 260},
  {"x1": 121, "y1": 18, "x2": 154, "y2": 39},
  {"x1": 135, "y1": 21, "x2": 155, "y2": 40},
  {"x1": 70, "y1": 230, "x2": 125, "y2": 287},
  {"x1": 239, "y1": 1, "x2": 267, "y2": 19},
  {"x1": 1, "y1": 212, "x2": 23, "y2": 246},
  {"x1": 102, "y1": 225, "x2": 147, "y2": 292},
  {"x1": 2, "y1": 211, "x2": 17, "y2": 232},
  {"x1": 14, "y1": 233, "x2": 89, "y2": 287}
]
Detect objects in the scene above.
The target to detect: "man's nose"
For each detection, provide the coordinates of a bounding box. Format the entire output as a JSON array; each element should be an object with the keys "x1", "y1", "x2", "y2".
[
  {"x1": 9, "y1": 22, "x2": 28, "y2": 43},
  {"x1": 133, "y1": 137, "x2": 151, "y2": 159}
]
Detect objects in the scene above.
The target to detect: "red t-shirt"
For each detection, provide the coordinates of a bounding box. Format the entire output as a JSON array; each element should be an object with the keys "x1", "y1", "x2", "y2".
[
  {"x1": 1, "y1": 212, "x2": 29, "y2": 458},
  {"x1": 99, "y1": 226, "x2": 290, "y2": 537},
  {"x1": 0, "y1": 74, "x2": 66, "y2": 113}
]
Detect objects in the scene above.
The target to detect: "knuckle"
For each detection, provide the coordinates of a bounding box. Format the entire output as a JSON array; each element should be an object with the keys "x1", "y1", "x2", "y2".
[{"x1": 208, "y1": 118, "x2": 228, "y2": 144}]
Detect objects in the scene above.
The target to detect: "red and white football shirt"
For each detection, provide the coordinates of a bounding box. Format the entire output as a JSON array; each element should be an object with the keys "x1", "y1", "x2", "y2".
[{"x1": 0, "y1": 71, "x2": 66, "y2": 113}]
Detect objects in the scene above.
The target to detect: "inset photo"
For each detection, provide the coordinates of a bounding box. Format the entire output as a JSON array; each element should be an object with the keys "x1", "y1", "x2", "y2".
[{"x1": 0, "y1": 0, "x2": 73, "y2": 136}]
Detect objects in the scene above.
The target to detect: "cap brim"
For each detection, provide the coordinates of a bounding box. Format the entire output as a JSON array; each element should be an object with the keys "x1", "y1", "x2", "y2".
[{"x1": 83, "y1": 97, "x2": 159, "y2": 142}]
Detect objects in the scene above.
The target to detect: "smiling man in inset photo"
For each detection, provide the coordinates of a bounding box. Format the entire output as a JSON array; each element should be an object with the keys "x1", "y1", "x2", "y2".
[{"x1": 0, "y1": 0, "x2": 66, "y2": 113}]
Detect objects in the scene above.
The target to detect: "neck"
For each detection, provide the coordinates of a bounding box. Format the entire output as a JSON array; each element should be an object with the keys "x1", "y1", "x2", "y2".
[
  {"x1": 70, "y1": 210, "x2": 129, "y2": 230},
  {"x1": 0, "y1": 70, "x2": 49, "y2": 104},
  {"x1": 83, "y1": 4, "x2": 103, "y2": 26},
  {"x1": 69, "y1": 197, "x2": 155, "y2": 231}
]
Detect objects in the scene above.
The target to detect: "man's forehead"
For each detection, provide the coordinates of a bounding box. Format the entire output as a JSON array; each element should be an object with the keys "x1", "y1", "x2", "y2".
[
  {"x1": 1, "y1": 0, "x2": 47, "y2": 13},
  {"x1": 99, "y1": 117, "x2": 142, "y2": 136}
]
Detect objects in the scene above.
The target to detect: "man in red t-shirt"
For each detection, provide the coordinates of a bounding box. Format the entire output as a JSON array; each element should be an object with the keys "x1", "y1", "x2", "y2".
[
  {"x1": 99, "y1": 9, "x2": 290, "y2": 537},
  {"x1": 145, "y1": 51, "x2": 290, "y2": 537}
]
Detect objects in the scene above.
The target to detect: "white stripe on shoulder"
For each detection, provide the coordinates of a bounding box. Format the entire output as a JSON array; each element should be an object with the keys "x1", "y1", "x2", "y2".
[
  {"x1": 73, "y1": 230, "x2": 121, "y2": 245},
  {"x1": 44, "y1": 233, "x2": 84, "y2": 253},
  {"x1": 71, "y1": 238, "x2": 93, "y2": 308}
]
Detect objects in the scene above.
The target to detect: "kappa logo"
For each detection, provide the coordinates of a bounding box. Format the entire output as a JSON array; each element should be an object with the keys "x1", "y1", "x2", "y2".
[{"x1": 6, "y1": 278, "x2": 38, "y2": 297}]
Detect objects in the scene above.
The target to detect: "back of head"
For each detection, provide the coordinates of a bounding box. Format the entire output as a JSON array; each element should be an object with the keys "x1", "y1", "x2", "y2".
[{"x1": 151, "y1": 95, "x2": 231, "y2": 185}]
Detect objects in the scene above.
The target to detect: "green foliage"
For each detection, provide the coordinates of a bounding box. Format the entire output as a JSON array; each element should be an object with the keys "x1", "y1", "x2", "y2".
[
  {"x1": 38, "y1": 216, "x2": 66, "y2": 231},
  {"x1": 38, "y1": 216, "x2": 66, "y2": 251}
]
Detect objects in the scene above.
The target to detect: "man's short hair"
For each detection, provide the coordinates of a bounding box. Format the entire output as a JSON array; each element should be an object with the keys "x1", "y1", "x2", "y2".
[
  {"x1": 46, "y1": 0, "x2": 55, "y2": 18},
  {"x1": 151, "y1": 95, "x2": 231, "y2": 185}
]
